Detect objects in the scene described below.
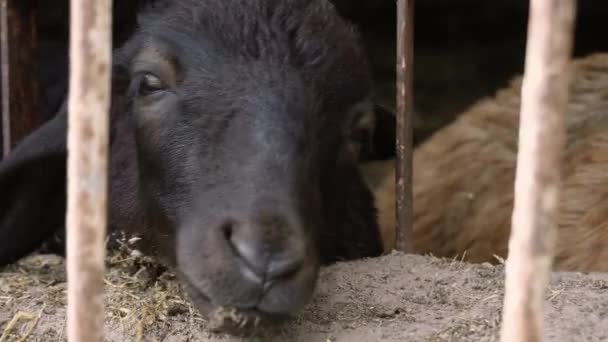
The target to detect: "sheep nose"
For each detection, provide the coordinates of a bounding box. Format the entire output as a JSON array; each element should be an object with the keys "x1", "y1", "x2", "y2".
[{"x1": 220, "y1": 209, "x2": 306, "y2": 285}]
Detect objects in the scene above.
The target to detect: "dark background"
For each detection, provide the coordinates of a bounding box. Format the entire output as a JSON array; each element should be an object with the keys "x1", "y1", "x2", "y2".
[{"x1": 1, "y1": 0, "x2": 607, "y2": 158}]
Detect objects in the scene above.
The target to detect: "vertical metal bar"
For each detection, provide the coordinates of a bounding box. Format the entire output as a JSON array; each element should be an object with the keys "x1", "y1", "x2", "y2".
[
  {"x1": 499, "y1": 0, "x2": 577, "y2": 341},
  {"x1": 66, "y1": 0, "x2": 112, "y2": 341},
  {"x1": 395, "y1": 0, "x2": 414, "y2": 253},
  {"x1": 0, "y1": 0, "x2": 8, "y2": 158},
  {"x1": 0, "y1": 0, "x2": 39, "y2": 157}
]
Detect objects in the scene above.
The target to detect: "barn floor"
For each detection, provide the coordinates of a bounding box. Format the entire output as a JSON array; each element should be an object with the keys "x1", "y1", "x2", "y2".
[{"x1": 1, "y1": 244, "x2": 607, "y2": 342}]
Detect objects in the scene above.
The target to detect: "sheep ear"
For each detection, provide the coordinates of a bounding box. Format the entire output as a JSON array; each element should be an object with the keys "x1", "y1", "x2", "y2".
[
  {"x1": 353, "y1": 102, "x2": 396, "y2": 162},
  {"x1": 370, "y1": 104, "x2": 396, "y2": 159},
  {"x1": 0, "y1": 49, "x2": 133, "y2": 266},
  {"x1": 0, "y1": 103, "x2": 68, "y2": 266}
]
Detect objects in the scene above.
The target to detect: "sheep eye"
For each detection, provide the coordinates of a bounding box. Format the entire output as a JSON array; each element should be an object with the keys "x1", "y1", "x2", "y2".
[{"x1": 137, "y1": 73, "x2": 165, "y2": 95}]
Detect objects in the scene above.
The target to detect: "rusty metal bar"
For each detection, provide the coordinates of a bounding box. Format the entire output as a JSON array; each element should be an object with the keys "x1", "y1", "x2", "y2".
[
  {"x1": 499, "y1": 0, "x2": 577, "y2": 341},
  {"x1": 1, "y1": 0, "x2": 7, "y2": 158},
  {"x1": 395, "y1": 0, "x2": 414, "y2": 253},
  {"x1": 66, "y1": 0, "x2": 113, "y2": 341},
  {"x1": 0, "y1": 0, "x2": 40, "y2": 158}
]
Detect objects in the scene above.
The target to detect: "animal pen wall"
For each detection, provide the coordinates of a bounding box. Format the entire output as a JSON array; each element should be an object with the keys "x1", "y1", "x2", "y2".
[{"x1": 1, "y1": 0, "x2": 608, "y2": 341}]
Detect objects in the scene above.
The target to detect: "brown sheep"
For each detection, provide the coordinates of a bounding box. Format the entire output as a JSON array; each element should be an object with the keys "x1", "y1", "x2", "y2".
[{"x1": 362, "y1": 52, "x2": 608, "y2": 272}]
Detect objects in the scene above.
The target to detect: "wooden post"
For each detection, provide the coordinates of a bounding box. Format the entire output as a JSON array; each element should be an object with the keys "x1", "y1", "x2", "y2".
[
  {"x1": 395, "y1": 0, "x2": 414, "y2": 253},
  {"x1": 0, "y1": 0, "x2": 40, "y2": 158},
  {"x1": 500, "y1": 0, "x2": 576, "y2": 341},
  {"x1": 66, "y1": 0, "x2": 112, "y2": 341}
]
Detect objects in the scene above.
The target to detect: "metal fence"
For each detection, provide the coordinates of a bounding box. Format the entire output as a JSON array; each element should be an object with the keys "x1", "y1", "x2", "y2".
[{"x1": 0, "y1": 0, "x2": 578, "y2": 340}]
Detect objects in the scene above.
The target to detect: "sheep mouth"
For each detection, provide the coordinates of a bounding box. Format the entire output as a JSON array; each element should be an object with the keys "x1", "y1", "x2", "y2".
[{"x1": 179, "y1": 275, "x2": 290, "y2": 336}]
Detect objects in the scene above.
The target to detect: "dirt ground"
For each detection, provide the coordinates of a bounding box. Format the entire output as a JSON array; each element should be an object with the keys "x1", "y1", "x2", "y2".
[{"x1": 1, "y1": 244, "x2": 607, "y2": 342}]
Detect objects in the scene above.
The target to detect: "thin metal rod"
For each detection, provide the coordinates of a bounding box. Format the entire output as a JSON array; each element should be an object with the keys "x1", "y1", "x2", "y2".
[
  {"x1": 1, "y1": 0, "x2": 9, "y2": 158},
  {"x1": 500, "y1": 0, "x2": 577, "y2": 341},
  {"x1": 66, "y1": 0, "x2": 113, "y2": 341},
  {"x1": 0, "y1": 0, "x2": 40, "y2": 157},
  {"x1": 395, "y1": 0, "x2": 414, "y2": 253}
]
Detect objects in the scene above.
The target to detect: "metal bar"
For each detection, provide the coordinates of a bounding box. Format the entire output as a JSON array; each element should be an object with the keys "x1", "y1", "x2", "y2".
[
  {"x1": 0, "y1": 0, "x2": 40, "y2": 157},
  {"x1": 499, "y1": 0, "x2": 577, "y2": 341},
  {"x1": 395, "y1": 0, "x2": 414, "y2": 253},
  {"x1": 1, "y1": 0, "x2": 8, "y2": 158},
  {"x1": 66, "y1": 0, "x2": 113, "y2": 341}
]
